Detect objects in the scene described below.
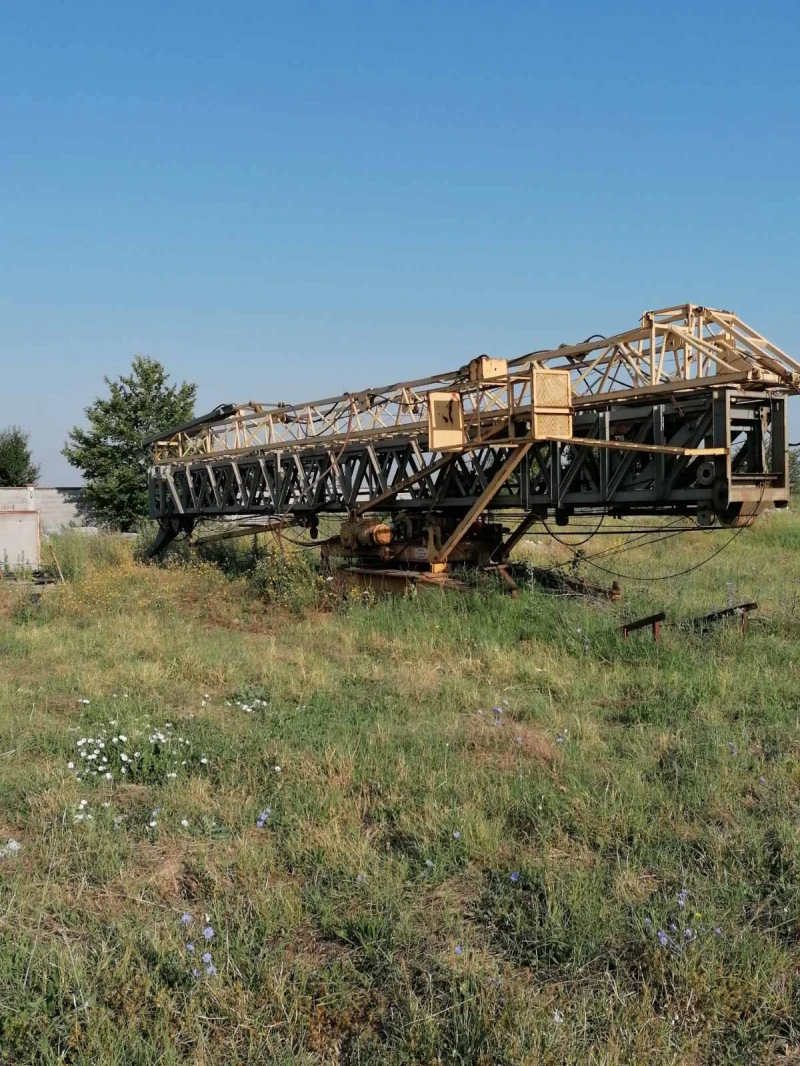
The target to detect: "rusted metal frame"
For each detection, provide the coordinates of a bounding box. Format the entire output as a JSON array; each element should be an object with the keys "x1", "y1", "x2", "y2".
[
  {"x1": 622, "y1": 612, "x2": 665, "y2": 641},
  {"x1": 705, "y1": 310, "x2": 800, "y2": 374},
  {"x1": 334, "y1": 451, "x2": 357, "y2": 505},
  {"x1": 570, "y1": 372, "x2": 749, "y2": 408},
  {"x1": 377, "y1": 447, "x2": 399, "y2": 492},
  {"x1": 572, "y1": 343, "x2": 616, "y2": 392},
  {"x1": 204, "y1": 465, "x2": 222, "y2": 510},
  {"x1": 518, "y1": 324, "x2": 651, "y2": 371},
  {"x1": 526, "y1": 442, "x2": 553, "y2": 500},
  {"x1": 659, "y1": 406, "x2": 715, "y2": 496},
  {"x1": 363, "y1": 445, "x2": 388, "y2": 496},
  {"x1": 438, "y1": 454, "x2": 469, "y2": 500},
  {"x1": 151, "y1": 392, "x2": 766, "y2": 523},
  {"x1": 258, "y1": 458, "x2": 277, "y2": 508},
  {"x1": 559, "y1": 412, "x2": 603, "y2": 496},
  {"x1": 152, "y1": 307, "x2": 800, "y2": 465},
  {"x1": 656, "y1": 327, "x2": 669, "y2": 382},
  {"x1": 548, "y1": 436, "x2": 727, "y2": 458},
  {"x1": 455, "y1": 451, "x2": 487, "y2": 496},
  {"x1": 606, "y1": 417, "x2": 658, "y2": 497},
  {"x1": 433, "y1": 444, "x2": 534, "y2": 564},
  {"x1": 653, "y1": 405, "x2": 666, "y2": 498},
  {"x1": 164, "y1": 469, "x2": 185, "y2": 515},
  {"x1": 155, "y1": 371, "x2": 754, "y2": 465},
  {"x1": 313, "y1": 455, "x2": 340, "y2": 509},
  {"x1": 291, "y1": 455, "x2": 313, "y2": 508},
  {"x1": 184, "y1": 468, "x2": 200, "y2": 511},
  {"x1": 347, "y1": 449, "x2": 371, "y2": 507},
  {"x1": 246, "y1": 465, "x2": 264, "y2": 509},
  {"x1": 770, "y1": 395, "x2": 789, "y2": 489},
  {"x1": 561, "y1": 438, "x2": 600, "y2": 496},
  {"x1": 690, "y1": 601, "x2": 758, "y2": 634},
  {"x1": 353, "y1": 452, "x2": 456, "y2": 517},
  {"x1": 218, "y1": 467, "x2": 235, "y2": 509},
  {"x1": 304, "y1": 456, "x2": 329, "y2": 510},
  {"x1": 273, "y1": 454, "x2": 287, "y2": 511},
  {"x1": 230, "y1": 462, "x2": 246, "y2": 508},
  {"x1": 558, "y1": 444, "x2": 592, "y2": 497},
  {"x1": 498, "y1": 512, "x2": 540, "y2": 559}
]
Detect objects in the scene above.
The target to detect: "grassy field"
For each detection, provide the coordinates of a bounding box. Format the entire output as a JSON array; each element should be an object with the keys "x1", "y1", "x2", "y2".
[{"x1": 2, "y1": 513, "x2": 800, "y2": 1064}]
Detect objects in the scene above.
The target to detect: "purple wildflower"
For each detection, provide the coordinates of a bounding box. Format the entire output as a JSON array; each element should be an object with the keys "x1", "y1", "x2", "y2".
[
  {"x1": 669, "y1": 923, "x2": 677, "y2": 932},
  {"x1": 644, "y1": 918, "x2": 652, "y2": 927},
  {"x1": 678, "y1": 889, "x2": 688, "y2": 909},
  {"x1": 180, "y1": 912, "x2": 192, "y2": 926},
  {"x1": 714, "y1": 927, "x2": 722, "y2": 936},
  {"x1": 203, "y1": 925, "x2": 214, "y2": 941},
  {"x1": 206, "y1": 963, "x2": 217, "y2": 976},
  {"x1": 728, "y1": 741, "x2": 738, "y2": 756},
  {"x1": 201, "y1": 951, "x2": 212, "y2": 964},
  {"x1": 657, "y1": 930, "x2": 668, "y2": 947},
  {"x1": 192, "y1": 968, "x2": 201, "y2": 978},
  {"x1": 186, "y1": 942, "x2": 195, "y2": 953},
  {"x1": 684, "y1": 928, "x2": 693, "y2": 941},
  {"x1": 452, "y1": 831, "x2": 461, "y2": 840},
  {"x1": 492, "y1": 707, "x2": 503, "y2": 716},
  {"x1": 510, "y1": 871, "x2": 520, "y2": 884},
  {"x1": 256, "y1": 807, "x2": 271, "y2": 828},
  {"x1": 759, "y1": 776, "x2": 766, "y2": 784},
  {"x1": 514, "y1": 736, "x2": 522, "y2": 745},
  {"x1": 454, "y1": 945, "x2": 463, "y2": 956},
  {"x1": 556, "y1": 734, "x2": 565, "y2": 745}
]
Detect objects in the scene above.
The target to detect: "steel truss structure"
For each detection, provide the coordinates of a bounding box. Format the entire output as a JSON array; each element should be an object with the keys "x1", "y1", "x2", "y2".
[{"x1": 147, "y1": 305, "x2": 798, "y2": 564}]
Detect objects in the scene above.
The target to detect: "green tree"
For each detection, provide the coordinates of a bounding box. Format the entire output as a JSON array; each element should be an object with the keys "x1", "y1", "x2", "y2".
[
  {"x1": 0, "y1": 425, "x2": 40, "y2": 486},
  {"x1": 63, "y1": 357, "x2": 196, "y2": 529},
  {"x1": 790, "y1": 446, "x2": 800, "y2": 494}
]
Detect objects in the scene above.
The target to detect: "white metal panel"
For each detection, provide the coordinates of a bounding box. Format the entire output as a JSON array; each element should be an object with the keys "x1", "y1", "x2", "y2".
[{"x1": 0, "y1": 512, "x2": 40, "y2": 570}]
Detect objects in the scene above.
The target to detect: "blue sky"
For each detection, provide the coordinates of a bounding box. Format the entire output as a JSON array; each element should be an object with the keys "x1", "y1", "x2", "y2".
[{"x1": 2, "y1": 0, "x2": 798, "y2": 482}]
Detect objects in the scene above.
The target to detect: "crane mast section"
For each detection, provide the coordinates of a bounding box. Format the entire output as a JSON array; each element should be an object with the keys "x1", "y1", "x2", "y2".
[{"x1": 150, "y1": 305, "x2": 800, "y2": 465}]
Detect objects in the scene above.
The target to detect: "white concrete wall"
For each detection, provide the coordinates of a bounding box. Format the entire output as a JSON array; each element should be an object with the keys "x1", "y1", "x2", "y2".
[
  {"x1": 0, "y1": 487, "x2": 86, "y2": 531},
  {"x1": 0, "y1": 487, "x2": 35, "y2": 511},
  {"x1": 0, "y1": 512, "x2": 40, "y2": 569},
  {"x1": 35, "y1": 488, "x2": 86, "y2": 531}
]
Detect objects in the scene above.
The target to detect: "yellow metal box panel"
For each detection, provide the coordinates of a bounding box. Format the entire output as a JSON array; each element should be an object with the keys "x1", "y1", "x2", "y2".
[
  {"x1": 531, "y1": 368, "x2": 573, "y2": 439},
  {"x1": 468, "y1": 356, "x2": 508, "y2": 382},
  {"x1": 427, "y1": 391, "x2": 465, "y2": 450}
]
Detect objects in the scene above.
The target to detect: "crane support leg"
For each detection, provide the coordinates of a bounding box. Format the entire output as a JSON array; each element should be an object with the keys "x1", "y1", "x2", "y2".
[{"x1": 432, "y1": 444, "x2": 533, "y2": 568}]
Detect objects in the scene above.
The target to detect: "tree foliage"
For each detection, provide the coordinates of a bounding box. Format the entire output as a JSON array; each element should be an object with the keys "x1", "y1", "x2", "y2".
[
  {"x1": 63, "y1": 357, "x2": 196, "y2": 530},
  {"x1": 789, "y1": 446, "x2": 800, "y2": 494},
  {"x1": 0, "y1": 425, "x2": 40, "y2": 486}
]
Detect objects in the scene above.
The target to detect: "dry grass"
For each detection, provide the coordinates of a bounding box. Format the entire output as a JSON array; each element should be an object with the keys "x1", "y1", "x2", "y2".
[{"x1": 1, "y1": 515, "x2": 800, "y2": 1062}]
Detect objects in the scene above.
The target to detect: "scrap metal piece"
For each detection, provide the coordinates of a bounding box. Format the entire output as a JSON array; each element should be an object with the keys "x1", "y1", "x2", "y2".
[
  {"x1": 688, "y1": 601, "x2": 758, "y2": 634},
  {"x1": 621, "y1": 612, "x2": 666, "y2": 641}
]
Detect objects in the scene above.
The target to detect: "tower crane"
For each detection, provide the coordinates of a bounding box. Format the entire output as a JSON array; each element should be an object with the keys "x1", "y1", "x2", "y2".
[{"x1": 147, "y1": 304, "x2": 798, "y2": 580}]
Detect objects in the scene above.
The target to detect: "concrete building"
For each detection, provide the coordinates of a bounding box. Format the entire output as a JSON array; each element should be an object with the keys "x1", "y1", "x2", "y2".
[{"x1": 0, "y1": 486, "x2": 87, "y2": 570}]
